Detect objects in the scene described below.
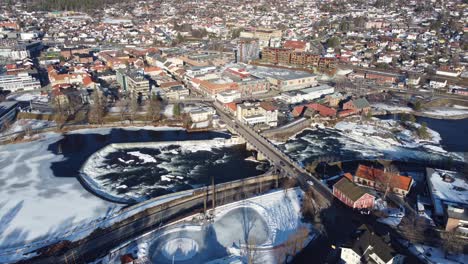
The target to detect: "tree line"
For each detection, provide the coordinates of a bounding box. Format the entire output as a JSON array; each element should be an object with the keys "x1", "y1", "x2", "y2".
[{"x1": 18, "y1": 0, "x2": 126, "y2": 12}]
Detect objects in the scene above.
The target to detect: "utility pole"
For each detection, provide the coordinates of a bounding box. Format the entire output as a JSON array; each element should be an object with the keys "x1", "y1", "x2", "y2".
[{"x1": 211, "y1": 175, "x2": 216, "y2": 211}]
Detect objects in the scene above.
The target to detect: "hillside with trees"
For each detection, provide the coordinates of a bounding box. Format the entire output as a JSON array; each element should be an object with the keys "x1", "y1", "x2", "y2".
[{"x1": 7, "y1": 0, "x2": 129, "y2": 12}]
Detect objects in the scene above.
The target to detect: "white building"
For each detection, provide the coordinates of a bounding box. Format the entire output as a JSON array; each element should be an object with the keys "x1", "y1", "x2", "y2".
[
  {"x1": 340, "y1": 225, "x2": 405, "y2": 264},
  {"x1": 236, "y1": 101, "x2": 278, "y2": 127},
  {"x1": 280, "y1": 84, "x2": 334, "y2": 104},
  {"x1": 429, "y1": 80, "x2": 448, "y2": 89},
  {"x1": 189, "y1": 106, "x2": 216, "y2": 122},
  {"x1": 0, "y1": 73, "x2": 41, "y2": 92},
  {"x1": 436, "y1": 66, "x2": 464, "y2": 78},
  {"x1": 216, "y1": 89, "x2": 241, "y2": 104}
]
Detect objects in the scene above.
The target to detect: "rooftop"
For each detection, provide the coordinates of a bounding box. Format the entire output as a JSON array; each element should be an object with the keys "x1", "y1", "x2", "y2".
[{"x1": 246, "y1": 65, "x2": 315, "y2": 81}]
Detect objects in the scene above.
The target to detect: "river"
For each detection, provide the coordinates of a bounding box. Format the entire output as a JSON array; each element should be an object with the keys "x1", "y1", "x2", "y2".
[
  {"x1": 277, "y1": 116, "x2": 467, "y2": 167},
  {"x1": 47, "y1": 128, "x2": 268, "y2": 202}
]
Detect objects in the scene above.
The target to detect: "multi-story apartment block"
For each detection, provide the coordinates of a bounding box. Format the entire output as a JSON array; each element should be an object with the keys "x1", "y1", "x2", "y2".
[
  {"x1": 116, "y1": 69, "x2": 150, "y2": 96},
  {"x1": 0, "y1": 72, "x2": 41, "y2": 92}
]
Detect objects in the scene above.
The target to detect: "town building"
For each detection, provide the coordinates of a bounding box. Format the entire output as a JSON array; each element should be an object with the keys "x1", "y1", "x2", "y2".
[
  {"x1": 236, "y1": 38, "x2": 260, "y2": 63},
  {"x1": 426, "y1": 168, "x2": 468, "y2": 227},
  {"x1": 247, "y1": 66, "x2": 317, "y2": 92},
  {"x1": 0, "y1": 101, "x2": 19, "y2": 130},
  {"x1": 342, "y1": 97, "x2": 371, "y2": 114},
  {"x1": 0, "y1": 72, "x2": 41, "y2": 92},
  {"x1": 240, "y1": 28, "x2": 282, "y2": 47},
  {"x1": 116, "y1": 69, "x2": 150, "y2": 96},
  {"x1": 216, "y1": 90, "x2": 241, "y2": 104},
  {"x1": 333, "y1": 175, "x2": 375, "y2": 209},
  {"x1": 340, "y1": 225, "x2": 405, "y2": 264},
  {"x1": 236, "y1": 101, "x2": 278, "y2": 127},
  {"x1": 445, "y1": 206, "x2": 468, "y2": 236},
  {"x1": 163, "y1": 85, "x2": 189, "y2": 100},
  {"x1": 279, "y1": 84, "x2": 334, "y2": 104},
  {"x1": 352, "y1": 165, "x2": 413, "y2": 197},
  {"x1": 189, "y1": 106, "x2": 216, "y2": 123}
]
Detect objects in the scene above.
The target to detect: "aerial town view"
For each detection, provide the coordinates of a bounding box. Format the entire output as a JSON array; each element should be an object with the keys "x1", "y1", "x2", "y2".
[{"x1": 0, "y1": 0, "x2": 467, "y2": 263}]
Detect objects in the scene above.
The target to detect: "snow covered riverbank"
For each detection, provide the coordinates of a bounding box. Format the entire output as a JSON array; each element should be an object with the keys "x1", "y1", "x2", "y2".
[
  {"x1": 0, "y1": 132, "x2": 120, "y2": 262},
  {"x1": 279, "y1": 117, "x2": 458, "y2": 165},
  {"x1": 97, "y1": 188, "x2": 315, "y2": 264}
]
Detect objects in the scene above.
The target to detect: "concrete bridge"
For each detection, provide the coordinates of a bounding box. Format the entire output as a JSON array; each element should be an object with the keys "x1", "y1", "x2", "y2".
[{"x1": 212, "y1": 102, "x2": 334, "y2": 206}]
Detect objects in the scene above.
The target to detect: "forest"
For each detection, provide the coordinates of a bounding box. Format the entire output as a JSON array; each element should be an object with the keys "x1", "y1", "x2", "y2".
[{"x1": 5, "y1": 0, "x2": 128, "y2": 12}]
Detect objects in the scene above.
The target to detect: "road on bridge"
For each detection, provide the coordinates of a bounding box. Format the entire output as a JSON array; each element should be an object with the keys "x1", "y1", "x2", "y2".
[{"x1": 212, "y1": 102, "x2": 334, "y2": 205}]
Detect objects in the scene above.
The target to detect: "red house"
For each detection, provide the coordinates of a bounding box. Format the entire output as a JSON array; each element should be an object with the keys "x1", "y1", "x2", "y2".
[
  {"x1": 306, "y1": 103, "x2": 337, "y2": 117},
  {"x1": 333, "y1": 176, "x2": 375, "y2": 209},
  {"x1": 353, "y1": 165, "x2": 413, "y2": 196}
]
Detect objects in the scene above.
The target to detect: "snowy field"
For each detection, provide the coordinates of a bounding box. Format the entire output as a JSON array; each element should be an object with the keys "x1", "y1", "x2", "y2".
[
  {"x1": 97, "y1": 188, "x2": 315, "y2": 264},
  {"x1": 423, "y1": 107, "x2": 468, "y2": 117},
  {"x1": 7, "y1": 93, "x2": 49, "y2": 103},
  {"x1": 406, "y1": 242, "x2": 467, "y2": 264},
  {"x1": 0, "y1": 119, "x2": 56, "y2": 137},
  {"x1": 0, "y1": 132, "x2": 119, "y2": 261},
  {"x1": 372, "y1": 103, "x2": 412, "y2": 113}
]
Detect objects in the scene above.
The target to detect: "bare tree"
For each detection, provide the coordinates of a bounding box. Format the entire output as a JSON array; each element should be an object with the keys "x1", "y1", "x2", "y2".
[
  {"x1": 301, "y1": 190, "x2": 319, "y2": 220},
  {"x1": 382, "y1": 164, "x2": 400, "y2": 199},
  {"x1": 282, "y1": 177, "x2": 297, "y2": 194},
  {"x1": 242, "y1": 236, "x2": 257, "y2": 264},
  {"x1": 442, "y1": 230, "x2": 463, "y2": 257},
  {"x1": 283, "y1": 226, "x2": 310, "y2": 260},
  {"x1": 129, "y1": 95, "x2": 139, "y2": 123},
  {"x1": 146, "y1": 94, "x2": 162, "y2": 124},
  {"x1": 23, "y1": 123, "x2": 33, "y2": 137},
  {"x1": 116, "y1": 97, "x2": 129, "y2": 124},
  {"x1": 88, "y1": 89, "x2": 107, "y2": 125},
  {"x1": 52, "y1": 95, "x2": 68, "y2": 129},
  {"x1": 1, "y1": 118, "x2": 11, "y2": 132}
]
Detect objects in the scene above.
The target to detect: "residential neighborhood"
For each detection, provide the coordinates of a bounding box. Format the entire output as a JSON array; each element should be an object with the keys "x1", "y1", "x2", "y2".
[{"x1": 0, "y1": 1, "x2": 467, "y2": 264}]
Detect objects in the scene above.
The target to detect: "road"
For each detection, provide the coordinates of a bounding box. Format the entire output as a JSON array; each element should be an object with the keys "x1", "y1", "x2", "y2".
[{"x1": 212, "y1": 102, "x2": 334, "y2": 205}]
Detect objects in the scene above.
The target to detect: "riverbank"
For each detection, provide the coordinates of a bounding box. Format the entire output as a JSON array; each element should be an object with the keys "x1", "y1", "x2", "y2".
[{"x1": 371, "y1": 103, "x2": 468, "y2": 120}]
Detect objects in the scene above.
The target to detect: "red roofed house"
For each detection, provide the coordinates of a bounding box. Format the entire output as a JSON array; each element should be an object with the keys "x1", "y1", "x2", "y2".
[
  {"x1": 224, "y1": 102, "x2": 237, "y2": 114},
  {"x1": 306, "y1": 103, "x2": 336, "y2": 117},
  {"x1": 333, "y1": 176, "x2": 375, "y2": 209},
  {"x1": 283, "y1": 40, "x2": 309, "y2": 52},
  {"x1": 351, "y1": 164, "x2": 413, "y2": 196},
  {"x1": 292, "y1": 105, "x2": 306, "y2": 117}
]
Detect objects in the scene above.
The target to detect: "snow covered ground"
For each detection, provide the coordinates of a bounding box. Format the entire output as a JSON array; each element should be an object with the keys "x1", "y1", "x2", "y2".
[
  {"x1": 97, "y1": 188, "x2": 315, "y2": 264},
  {"x1": 427, "y1": 169, "x2": 468, "y2": 218},
  {"x1": 423, "y1": 108, "x2": 468, "y2": 117},
  {"x1": 163, "y1": 104, "x2": 174, "y2": 118},
  {"x1": 406, "y1": 242, "x2": 467, "y2": 264},
  {"x1": 333, "y1": 118, "x2": 444, "y2": 157},
  {"x1": 0, "y1": 126, "x2": 203, "y2": 263},
  {"x1": 279, "y1": 117, "x2": 457, "y2": 168},
  {"x1": 0, "y1": 119, "x2": 56, "y2": 137},
  {"x1": 7, "y1": 93, "x2": 49, "y2": 103},
  {"x1": 372, "y1": 103, "x2": 412, "y2": 113},
  {"x1": 0, "y1": 132, "x2": 119, "y2": 261}
]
